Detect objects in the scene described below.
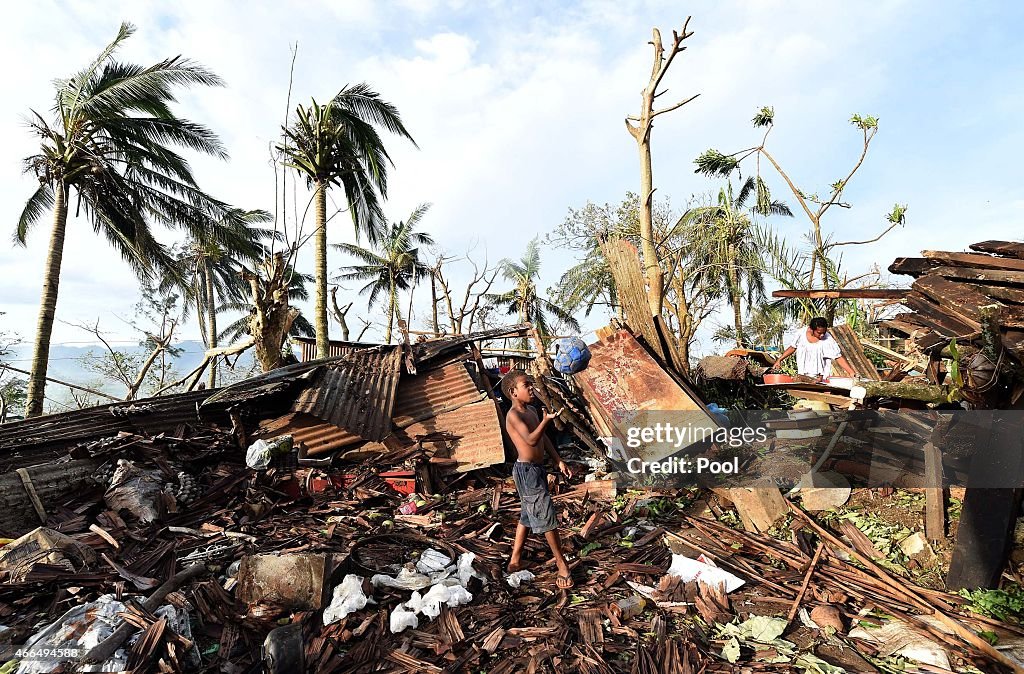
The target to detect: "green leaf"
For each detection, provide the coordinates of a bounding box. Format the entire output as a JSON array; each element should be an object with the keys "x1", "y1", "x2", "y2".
[{"x1": 752, "y1": 106, "x2": 775, "y2": 128}]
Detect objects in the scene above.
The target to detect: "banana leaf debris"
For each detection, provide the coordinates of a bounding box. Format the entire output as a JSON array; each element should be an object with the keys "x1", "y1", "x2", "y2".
[{"x1": 0, "y1": 323, "x2": 1023, "y2": 672}]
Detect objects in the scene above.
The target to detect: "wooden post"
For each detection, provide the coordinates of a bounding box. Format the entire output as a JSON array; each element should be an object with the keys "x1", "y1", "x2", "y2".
[{"x1": 923, "y1": 442, "x2": 946, "y2": 542}]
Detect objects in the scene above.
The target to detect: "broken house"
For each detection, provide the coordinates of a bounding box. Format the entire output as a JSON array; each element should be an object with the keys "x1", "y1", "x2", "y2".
[{"x1": 0, "y1": 247, "x2": 1024, "y2": 671}]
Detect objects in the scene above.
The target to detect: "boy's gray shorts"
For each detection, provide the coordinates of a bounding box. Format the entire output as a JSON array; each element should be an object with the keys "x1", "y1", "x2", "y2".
[{"x1": 513, "y1": 461, "x2": 558, "y2": 534}]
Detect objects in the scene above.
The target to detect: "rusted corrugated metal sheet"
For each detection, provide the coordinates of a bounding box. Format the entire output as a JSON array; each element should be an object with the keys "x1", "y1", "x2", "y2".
[
  {"x1": 291, "y1": 347, "x2": 402, "y2": 442},
  {"x1": 392, "y1": 400, "x2": 506, "y2": 473},
  {"x1": 352, "y1": 359, "x2": 505, "y2": 471},
  {"x1": 0, "y1": 389, "x2": 224, "y2": 459},
  {"x1": 392, "y1": 361, "x2": 485, "y2": 426},
  {"x1": 256, "y1": 412, "x2": 364, "y2": 456}
]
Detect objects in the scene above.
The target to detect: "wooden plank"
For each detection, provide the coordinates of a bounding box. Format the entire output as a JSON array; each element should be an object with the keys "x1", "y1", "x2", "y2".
[
  {"x1": 830, "y1": 324, "x2": 880, "y2": 379},
  {"x1": 930, "y1": 265, "x2": 1024, "y2": 288},
  {"x1": 902, "y1": 292, "x2": 979, "y2": 335},
  {"x1": 782, "y1": 389, "x2": 853, "y2": 407},
  {"x1": 599, "y1": 238, "x2": 667, "y2": 364},
  {"x1": 969, "y1": 240, "x2": 1024, "y2": 260},
  {"x1": 772, "y1": 288, "x2": 909, "y2": 299},
  {"x1": 922, "y1": 250, "x2": 1024, "y2": 272},
  {"x1": 888, "y1": 257, "x2": 938, "y2": 276},
  {"x1": 912, "y1": 274, "x2": 1003, "y2": 326},
  {"x1": 716, "y1": 487, "x2": 788, "y2": 533},
  {"x1": 923, "y1": 442, "x2": 945, "y2": 542}
]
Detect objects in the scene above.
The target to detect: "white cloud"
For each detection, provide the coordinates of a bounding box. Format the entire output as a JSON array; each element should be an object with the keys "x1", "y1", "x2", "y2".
[{"x1": 1, "y1": 0, "x2": 1021, "y2": 362}]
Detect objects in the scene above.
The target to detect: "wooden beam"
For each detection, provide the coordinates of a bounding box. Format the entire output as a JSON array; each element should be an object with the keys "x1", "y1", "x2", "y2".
[
  {"x1": 923, "y1": 442, "x2": 945, "y2": 542},
  {"x1": 771, "y1": 288, "x2": 909, "y2": 299},
  {"x1": 888, "y1": 257, "x2": 937, "y2": 276},
  {"x1": 947, "y1": 414, "x2": 1024, "y2": 590},
  {"x1": 830, "y1": 324, "x2": 880, "y2": 380},
  {"x1": 969, "y1": 240, "x2": 1024, "y2": 260},
  {"x1": 902, "y1": 292, "x2": 979, "y2": 335},
  {"x1": 922, "y1": 250, "x2": 1024, "y2": 272},
  {"x1": 912, "y1": 274, "x2": 1003, "y2": 327},
  {"x1": 929, "y1": 264, "x2": 1024, "y2": 287}
]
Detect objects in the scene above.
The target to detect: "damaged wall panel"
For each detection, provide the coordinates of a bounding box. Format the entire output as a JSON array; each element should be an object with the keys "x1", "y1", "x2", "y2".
[
  {"x1": 573, "y1": 329, "x2": 718, "y2": 463},
  {"x1": 291, "y1": 347, "x2": 402, "y2": 442}
]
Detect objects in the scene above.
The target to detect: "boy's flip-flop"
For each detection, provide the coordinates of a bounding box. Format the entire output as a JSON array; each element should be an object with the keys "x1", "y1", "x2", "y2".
[{"x1": 556, "y1": 574, "x2": 574, "y2": 590}]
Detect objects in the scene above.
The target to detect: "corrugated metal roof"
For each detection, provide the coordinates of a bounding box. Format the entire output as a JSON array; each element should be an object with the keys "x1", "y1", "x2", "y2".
[
  {"x1": 290, "y1": 346, "x2": 402, "y2": 442},
  {"x1": 392, "y1": 400, "x2": 506, "y2": 473},
  {"x1": 0, "y1": 389, "x2": 224, "y2": 460},
  {"x1": 256, "y1": 412, "x2": 364, "y2": 456},
  {"x1": 392, "y1": 361, "x2": 485, "y2": 426}
]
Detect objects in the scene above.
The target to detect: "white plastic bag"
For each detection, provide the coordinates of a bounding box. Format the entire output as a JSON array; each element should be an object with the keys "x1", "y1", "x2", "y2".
[
  {"x1": 371, "y1": 567, "x2": 433, "y2": 591},
  {"x1": 407, "y1": 579, "x2": 473, "y2": 619},
  {"x1": 506, "y1": 570, "x2": 535, "y2": 588},
  {"x1": 666, "y1": 553, "x2": 744, "y2": 593},
  {"x1": 323, "y1": 575, "x2": 373, "y2": 625},
  {"x1": 389, "y1": 605, "x2": 419, "y2": 634},
  {"x1": 246, "y1": 440, "x2": 273, "y2": 469},
  {"x1": 416, "y1": 548, "x2": 453, "y2": 575},
  {"x1": 457, "y1": 552, "x2": 487, "y2": 587}
]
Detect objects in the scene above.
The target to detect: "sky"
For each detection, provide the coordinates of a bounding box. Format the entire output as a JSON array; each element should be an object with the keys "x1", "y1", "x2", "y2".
[{"x1": 2, "y1": 0, "x2": 1023, "y2": 362}]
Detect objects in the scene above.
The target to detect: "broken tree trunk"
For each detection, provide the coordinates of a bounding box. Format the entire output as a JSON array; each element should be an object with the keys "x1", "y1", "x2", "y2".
[
  {"x1": 850, "y1": 380, "x2": 949, "y2": 404},
  {"x1": 246, "y1": 253, "x2": 300, "y2": 372}
]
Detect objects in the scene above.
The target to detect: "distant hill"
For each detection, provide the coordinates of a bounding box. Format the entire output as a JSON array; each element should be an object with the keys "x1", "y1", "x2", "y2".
[{"x1": 7, "y1": 340, "x2": 259, "y2": 398}]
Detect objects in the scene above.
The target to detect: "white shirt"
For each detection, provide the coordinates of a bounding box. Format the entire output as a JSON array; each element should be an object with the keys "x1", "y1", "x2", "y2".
[{"x1": 784, "y1": 328, "x2": 842, "y2": 377}]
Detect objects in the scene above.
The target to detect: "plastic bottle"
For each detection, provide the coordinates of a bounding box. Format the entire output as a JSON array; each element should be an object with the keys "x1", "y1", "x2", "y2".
[{"x1": 612, "y1": 595, "x2": 646, "y2": 620}]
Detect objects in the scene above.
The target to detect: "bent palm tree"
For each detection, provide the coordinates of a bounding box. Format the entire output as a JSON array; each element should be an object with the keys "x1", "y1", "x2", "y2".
[
  {"x1": 487, "y1": 238, "x2": 581, "y2": 339},
  {"x1": 335, "y1": 204, "x2": 435, "y2": 343},
  {"x1": 165, "y1": 209, "x2": 275, "y2": 388},
  {"x1": 679, "y1": 178, "x2": 791, "y2": 347},
  {"x1": 278, "y1": 84, "x2": 416, "y2": 358},
  {"x1": 16, "y1": 22, "x2": 229, "y2": 417}
]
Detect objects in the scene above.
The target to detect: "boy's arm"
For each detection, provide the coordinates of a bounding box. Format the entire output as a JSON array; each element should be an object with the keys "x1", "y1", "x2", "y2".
[
  {"x1": 543, "y1": 434, "x2": 573, "y2": 478},
  {"x1": 507, "y1": 407, "x2": 558, "y2": 447}
]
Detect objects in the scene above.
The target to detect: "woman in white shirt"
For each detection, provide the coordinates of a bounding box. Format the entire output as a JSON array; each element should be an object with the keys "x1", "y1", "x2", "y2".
[{"x1": 772, "y1": 317, "x2": 857, "y2": 381}]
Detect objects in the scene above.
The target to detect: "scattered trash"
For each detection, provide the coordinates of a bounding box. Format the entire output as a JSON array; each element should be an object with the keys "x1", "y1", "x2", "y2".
[
  {"x1": 104, "y1": 460, "x2": 164, "y2": 524},
  {"x1": 506, "y1": 570, "x2": 535, "y2": 588},
  {"x1": 0, "y1": 527, "x2": 96, "y2": 582},
  {"x1": 323, "y1": 575, "x2": 373, "y2": 625},
  {"x1": 611, "y1": 595, "x2": 646, "y2": 620},
  {"x1": 389, "y1": 604, "x2": 419, "y2": 634},
  {"x1": 849, "y1": 619, "x2": 951, "y2": 669},
  {"x1": 245, "y1": 435, "x2": 293, "y2": 470},
  {"x1": 237, "y1": 553, "x2": 333, "y2": 611},
  {"x1": 665, "y1": 553, "x2": 745, "y2": 593}
]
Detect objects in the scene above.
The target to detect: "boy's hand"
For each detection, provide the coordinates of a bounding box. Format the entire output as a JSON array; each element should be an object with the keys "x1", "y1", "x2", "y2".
[
  {"x1": 557, "y1": 460, "x2": 573, "y2": 479},
  {"x1": 543, "y1": 409, "x2": 562, "y2": 422}
]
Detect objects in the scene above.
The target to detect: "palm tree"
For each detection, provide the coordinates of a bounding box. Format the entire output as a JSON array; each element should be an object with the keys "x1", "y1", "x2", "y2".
[
  {"x1": 164, "y1": 209, "x2": 275, "y2": 388},
  {"x1": 487, "y1": 238, "x2": 581, "y2": 338},
  {"x1": 278, "y1": 85, "x2": 416, "y2": 358},
  {"x1": 335, "y1": 204, "x2": 435, "y2": 343},
  {"x1": 15, "y1": 22, "x2": 229, "y2": 417},
  {"x1": 679, "y1": 177, "x2": 792, "y2": 348}
]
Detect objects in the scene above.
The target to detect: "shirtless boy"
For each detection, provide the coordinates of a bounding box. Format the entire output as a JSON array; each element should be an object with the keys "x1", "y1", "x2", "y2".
[{"x1": 501, "y1": 370, "x2": 575, "y2": 589}]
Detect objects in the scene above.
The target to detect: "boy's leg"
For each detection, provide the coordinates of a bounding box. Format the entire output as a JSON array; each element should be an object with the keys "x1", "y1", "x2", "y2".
[
  {"x1": 544, "y1": 529, "x2": 574, "y2": 589},
  {"x1": 508, "y1": 522, "x2": 529, "y2": 572}
]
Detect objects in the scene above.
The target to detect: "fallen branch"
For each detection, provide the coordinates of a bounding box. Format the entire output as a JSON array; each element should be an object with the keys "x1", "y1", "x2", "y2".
[{"x1": 79, "y1": 562, "x2": 208, "y2": 666}]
